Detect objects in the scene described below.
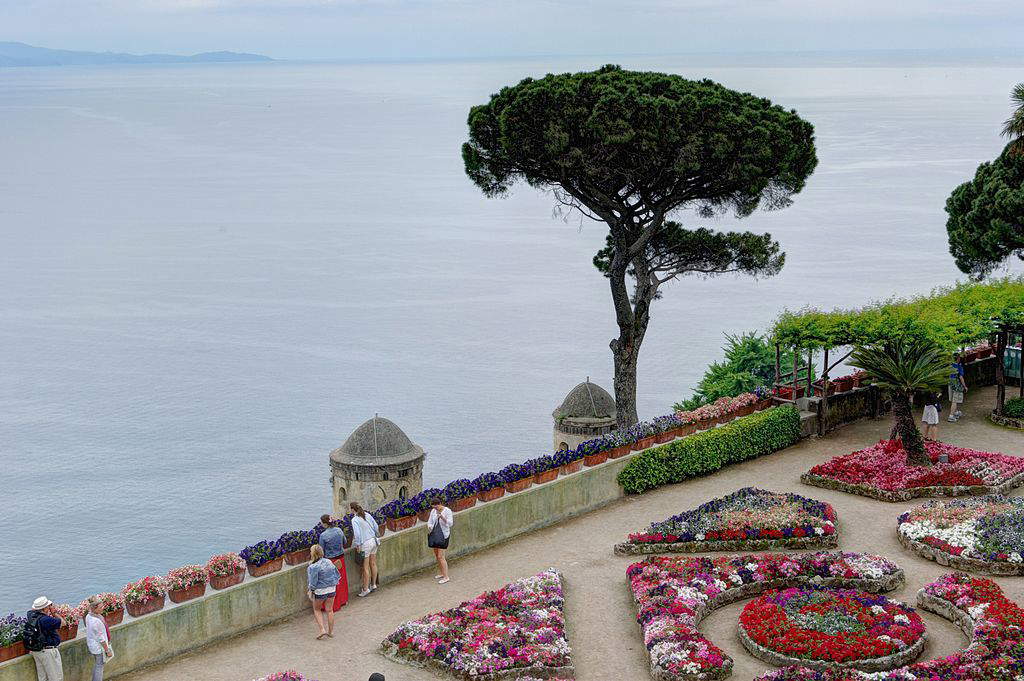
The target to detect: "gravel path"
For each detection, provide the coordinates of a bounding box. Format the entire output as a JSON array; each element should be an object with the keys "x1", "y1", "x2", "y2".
[{"x1": 123, "y1": 387, "x2": 1022, "y2": 681}]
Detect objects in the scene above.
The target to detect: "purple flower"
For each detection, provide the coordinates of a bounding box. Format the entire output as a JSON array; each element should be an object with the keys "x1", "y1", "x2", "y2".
[
  {"x1": 473, "y1": 472, "x2": 503, "y2": 492},
  {"x1": 240, "y1": 539, "x2": 284, "y2": 566},
  {"x1": 277, "y1": 529, "x2": 317, "y2": 553},
  {"x1": 443, "y1": 478, "x2": 478, "y2": 502},
  {"x1": 498, "y1": 463, "x2": 532, "y2": 483}
]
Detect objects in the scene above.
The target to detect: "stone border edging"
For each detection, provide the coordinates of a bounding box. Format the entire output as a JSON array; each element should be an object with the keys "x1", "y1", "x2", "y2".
[
  {"x1": 896, "y1": 529, "x2": 1024, "y2": 576},
  {"x1": 801, "y1": 471, "x2": 1024, "y2": 502},
  {"x1": 989, "y1": 411, "x2": 1024, "y2": 429},
  {"x1": 631, "y1": 569, "x2": 905, "y2": 681},
  {"x1": 736, "y1": 597, "x2": 926, "y2": 673},
  {"x1": 613, "y1": 534, "x2": 838, "y2": 556}
]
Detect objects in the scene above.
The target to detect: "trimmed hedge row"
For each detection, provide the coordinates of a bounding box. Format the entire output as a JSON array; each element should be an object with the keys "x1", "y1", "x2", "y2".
[{"x1": 617, "y1": 406, "x2": 801, "y2": 494}]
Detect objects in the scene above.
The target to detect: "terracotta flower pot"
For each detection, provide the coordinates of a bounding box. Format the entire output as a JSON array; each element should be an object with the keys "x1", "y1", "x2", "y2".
[
  {"x1": 209, "y1": 570, "x2": 245, "y2": 590},
  {"x1": 386, "y1": 515, "x2": 417, "y2": 532},
  {"x1": 629, "y1": 439, "x2": 644, "y2": 451},
  {"x1": 776, "y1": 385, "x2": 805, "y2": 400},
  {"x1": 654, "y1": 432, "x2": 674, "y2": 444},
  {"x1": 558, "y1": 460, "x2": 582, "y2": 475},
  {"x1": 834, "y1": 376, "x2": 853, "y2": 392},
  {"x1": 477, "y1": 487, "x2": 505, "y2": 502},
  {"x1": 962, "y1": 350, "x2": 980, "y2": 363},
  {"x1": 102, "y1": 609, "x2": 124, "y2": 627},
  {"x1": 126, "y1": 595, "x2": 165, "y2": 618},
  {"x1": 675, "y1": 422, "x2": 697, "y2": 437},
  {"x1": 0, "y1": 641, "x2": 26, "y2": 663},
  {"x1": 533, "y1": 468, "x2": 558, "y2": 484},
  {"x1": 756, "y1": 398, "x2": 774, "y2": 411},
  {"x1": 977, "y1": 347, "x2": 992, "y2": 359},
  {"x1": 607, "y1": 445, "x2": 630, "y2": 459},
  {"x1": 505, "y1": 478, "x2": 533, "y2": 493},
  {"x1": 58, "y1": 623, "x2": 78, "y2": 641},
  {"x1": 282, "y1": 548, "x2": 311, "y2": 566},
  {"x1": 417, "y1": 509, "x2": 432, "y2": 522},
  {"x1": 451, "y1": 495, "x2": 477, "y2": 512},
  {"x1": 377, "y1": 524, "x2": 388, "y2": 536},
  {"x1": 168, "y1": 582, "x2": 207, "y2": 603},
  {"x1": 247, "y1": 557, "x2": 284, "y2": 578},
  {"x1": 584, "y1": 451, "x2": 609, "y2": 467},
  {"x1": 851, "y1": 375, "x2": 863, "y2": 388},
  {"x1": 639, "y1": 435, "x2": 658, "y2": 449}
]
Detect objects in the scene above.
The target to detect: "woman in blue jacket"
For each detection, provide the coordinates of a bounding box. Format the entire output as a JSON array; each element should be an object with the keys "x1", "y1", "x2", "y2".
[{"x1": 307, "y1": 544, "x2": 341, "y2": 639}]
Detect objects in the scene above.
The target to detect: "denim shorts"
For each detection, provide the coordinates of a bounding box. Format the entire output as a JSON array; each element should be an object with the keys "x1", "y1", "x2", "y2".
[{"x1": 313, "y1": 590, "x2": 336, "y2": 601}]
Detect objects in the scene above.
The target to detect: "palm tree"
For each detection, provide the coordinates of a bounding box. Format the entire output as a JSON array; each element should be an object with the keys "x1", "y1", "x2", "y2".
[
  {"x1": 850, "y1": 340, "x2": 950, "y2": 467},
  {"x1": 1003, "y1": 82, "x2": 1024, "y2": 155}
]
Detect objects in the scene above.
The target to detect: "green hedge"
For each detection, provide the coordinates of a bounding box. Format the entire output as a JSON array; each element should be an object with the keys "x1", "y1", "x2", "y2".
[
  {"x1": 1006, "y1": 397, "x2": 1024, "y2": 419},
  {"x1": 617, "y1": 406, "x2": 802, "y2": 494}
]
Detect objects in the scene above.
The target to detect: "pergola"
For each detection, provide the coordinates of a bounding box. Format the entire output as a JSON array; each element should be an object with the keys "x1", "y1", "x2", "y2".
[{"x1": 994, "y1": 320, "x2": 1024, "y2": 414}]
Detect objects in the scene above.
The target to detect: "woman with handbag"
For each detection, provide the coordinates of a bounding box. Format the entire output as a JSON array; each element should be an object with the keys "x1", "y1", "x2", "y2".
[
  {"x1": 426, "y1": 497, "x2": 453, "y2": 584},
  {"x1": 349, "y1": 502, "x2": 380, "y2": 597}
]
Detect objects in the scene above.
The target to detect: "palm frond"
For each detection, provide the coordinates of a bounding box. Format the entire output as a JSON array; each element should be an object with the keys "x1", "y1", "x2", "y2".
[
  {"x1": 1002, "y1": 82, "x2": 1024, "y2": 141},
  {"x1": 850, "y1": 340, "x2": 949, "y2": 395}
]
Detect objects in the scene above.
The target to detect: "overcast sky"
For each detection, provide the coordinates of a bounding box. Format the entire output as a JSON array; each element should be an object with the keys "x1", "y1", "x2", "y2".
[{"x1": 4, "y1": 0, "x2": 1024, "y2": 61}]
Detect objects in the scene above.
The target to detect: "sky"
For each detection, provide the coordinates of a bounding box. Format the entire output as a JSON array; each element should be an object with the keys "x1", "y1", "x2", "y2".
[{"x1": 3, "y1": 0, "x2": 1024, "y2": 61}]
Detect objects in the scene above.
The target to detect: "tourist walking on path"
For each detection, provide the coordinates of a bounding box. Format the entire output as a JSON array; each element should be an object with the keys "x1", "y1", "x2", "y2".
[
  {"x1": 317, "y1": 514, "x2": 349, "y2": 609},
  {"x1": 349, "y1": 502, "x2": 380, "y2": 597},
  {"x1": 306, "y1": 544, "x2": 341, "y2": 640},
  {"x1": 948, "y1": 354, "x2": 967, "y2": 421},
  {"x1": 427, "y1": 496, "x2": 454, "y2": 585},
  {"x1": 24, "y1": 596, "x2": 64, "y2": 681},
  {"x1": 922, "y1": 393, "x2": 941, "y2": 441},
  {"x1": 84, "y1": 597, "x2": 113, "y2": 681}
]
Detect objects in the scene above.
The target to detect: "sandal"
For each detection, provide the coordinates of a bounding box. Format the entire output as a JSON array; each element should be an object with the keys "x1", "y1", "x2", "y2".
[{"x1": 316, "y1": 633, "x2": 328, "y2": 640}]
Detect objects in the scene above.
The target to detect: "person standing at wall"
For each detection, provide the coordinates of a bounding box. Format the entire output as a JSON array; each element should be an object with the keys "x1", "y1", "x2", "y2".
[
  {"x1": 23, "y1": 597, "x2": 64, "y2": 681},
  {"x1": 306, "y1": 544, "x2": 341, "y2": 640},
  {"x1": 948, "y1": 354, "x2": 967, "y2": 421},
  {"x1": 84, "y1": 597, "x2": 113, "y2": 681},
  {"x1": 426, "y1": 497, "x2": 454, "y2": 585},
  {"x1": 349, "y1": 502, "x2": 380, "y2": 597},
  {"x1": 922, "y1": 392, "x2": 941, "y2": 441},
  {"x1": 317, "y1": 514, "x2": 349, "y2": 609}
]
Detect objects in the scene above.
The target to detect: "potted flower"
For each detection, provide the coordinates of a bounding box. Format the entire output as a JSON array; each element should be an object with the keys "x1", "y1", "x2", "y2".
[
  {"x1": 206, "y1": 553, "x2": 246, "y2": 590},
  {"x1": 729, "y1": 392, "x2": 759, "y2": 417},
  {"x1": 370, "y1": 508, "x2": 388, "y2": 536},
  {"x1": 752, "y1": 385, "x2": 774, "y2": 410},
  {"x1": 976, "y1": 344, "x2": 993, "y2": 359},
  {"x1": 50, "y1": 603, "x2": 81, "y2": 640},
  {"x1": 240, "y1": 540, "x2": 285, "y2": 578},
  {"x1": 850, "y1": 370, "x2": 867, "y2": 388},
  {"x1": 651, "y1": 415, "x2": 679, "y2": 443},
  {"x1": 165, "y1": 564, "x2": 208, "y2": 603},
  {"x1": 961, "y1": 347, "x2": 980, "y2": 363},
  {"x1": 630, "y1": 421, "x2": 658, "y2": 450},
  {"x1": 278, "y1": 529, "x2": 317, "y2": 565},
  {"x1": 411, "y1": 489, "x2": 442, "y2": 522},
  {"x1": 552, "y1": 447, "x2": 582, "y2": 475},
  {"x1": 80, "y1": 592, "x2": 125, "y2": 626},
  {"x1": 499, "y1": 462, "x2": 534, "y2": 493},
  {"x1": 578, "y1": 438, "x2": 609, "y2": 466},
  {"x1": 774, "y1": 385, "x2": 805, "y2": 400},
  {"x1": 380, "y1": 499, "x2": 418, "y2": 531},
  {"x1": 811, "y1": 379, "x2": 836, "y2": 397},
  {"x1": 473, "y1": 472, "x2": 505, "y2": 502},
  {"x1": 605, "y1": 429, "x2": 632, "y2": 458},
  {"x1": 0, "y1": 613, "x2": 27, "y2": 662},
  {"x1": 527, "y1": 455, "x2": 559, "y2": 484},
  {"x1": 443, "y1": 478, "x2": 479, "y2": 511},
  {"x1": 672, "y1": 411, "x2": 699, "y2": 437},
  {"x1": 833, "y1": 374, "x2": 854, "y2": 392},
  {"x1": 122, "y1": 576, "x2": 167, "y2": 618}
]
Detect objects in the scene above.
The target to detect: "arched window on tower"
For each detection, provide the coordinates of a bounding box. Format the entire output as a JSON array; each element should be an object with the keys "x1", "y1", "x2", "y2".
[
  {"x1": 383, "y1": 471, "x2": 390, "y2": 481},
  {"x1": 398, "y1": 486, "x2": 408, "y2": 499},
  {"x1": 338, "y1": 486, "x2": 347, "y2": 502}
]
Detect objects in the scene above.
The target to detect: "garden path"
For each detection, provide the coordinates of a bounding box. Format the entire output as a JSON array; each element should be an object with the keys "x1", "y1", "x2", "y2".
[{"x1": 122, "y1": 387, "x2": 1022, "y2": 681}]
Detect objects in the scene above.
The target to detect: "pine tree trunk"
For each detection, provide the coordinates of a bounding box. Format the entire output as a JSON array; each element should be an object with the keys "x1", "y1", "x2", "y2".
[
  {"x1": 607, "y1": 245, "x2": 652, "y2": 428},
  {"x1": 611, "y1": 339, "x2": 639, "y2": 427},
  {"x1": 892, "y1": 391, "x2": 930, "y2": 467}
]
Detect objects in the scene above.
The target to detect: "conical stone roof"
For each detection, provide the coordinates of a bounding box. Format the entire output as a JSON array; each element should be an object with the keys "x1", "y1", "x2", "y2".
[
  {"x1": 553, "y1": 380, "x2": 616, "y2": 421},
  {"x1": 330, "y1": 416, "x2": 425, "y2": 467}
]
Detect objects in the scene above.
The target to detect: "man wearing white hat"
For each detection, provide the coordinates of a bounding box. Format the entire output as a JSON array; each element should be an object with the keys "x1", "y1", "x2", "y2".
[{"x1": 24, "y1": 596, "x2": 65, "y2": 681}]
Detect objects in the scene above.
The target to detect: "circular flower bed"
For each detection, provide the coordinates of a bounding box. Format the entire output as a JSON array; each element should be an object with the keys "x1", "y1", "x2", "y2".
[
  {"x1": 615, "y1": 488, "x2": 837, "y2": 555},
  {"x1": 738, "y1": 587, "x2": 925, "y2": 672},
  {"x1": 897, "y1": 495, "x2": 1024, "y2": 575}
]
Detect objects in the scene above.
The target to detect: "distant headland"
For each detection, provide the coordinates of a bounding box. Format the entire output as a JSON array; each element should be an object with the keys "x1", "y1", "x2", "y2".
[{"x1": 0, "y1": 41, "x2": 272, "y2": 67}]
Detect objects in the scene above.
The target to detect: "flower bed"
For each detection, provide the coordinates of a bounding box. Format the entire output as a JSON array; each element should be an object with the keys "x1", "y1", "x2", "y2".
[
  {"x1": 253, "y1": 673, "x2": 316, "y2": 681},
  {"x1": 753, "y1": 572, "x2": 1024, "y2": 681},
  {"x1": 896, "y1": 495, "x2": 1024, "y2": 575},
  {"x1": 382, "y1": 568, "x2": 572, "y2": 679},
  {"x1": 738, "y1": 587, "x2": 925, "y2": 672},
  {"x1": 802, "y1": 440, "x2": 1024, "y2": 502},
  {"x1": 627, "y1": 552, "x2": 904, "y2": 681},
  {"x1": 614, "y1": 488, "x2": 838, "y2": 555}
]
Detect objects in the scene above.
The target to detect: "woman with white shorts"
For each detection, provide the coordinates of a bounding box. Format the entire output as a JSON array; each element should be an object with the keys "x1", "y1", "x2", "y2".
[{"x1": 349, "y1": 502, "x2": 380, "y2": 597}]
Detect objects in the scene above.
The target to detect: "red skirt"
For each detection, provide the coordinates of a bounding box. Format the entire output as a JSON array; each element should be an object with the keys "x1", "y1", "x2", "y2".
[{"x1": 320, "y1": 557, "x2": 348, "y2": 611}]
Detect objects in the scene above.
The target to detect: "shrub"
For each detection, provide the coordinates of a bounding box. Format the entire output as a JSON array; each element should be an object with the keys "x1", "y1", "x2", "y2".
[
  {"x1": 0, "y1": 613, "x2": 26, "y2": 646},
  {"x1": 166, "y1": 565, "x2": 207, "y2": 590},
  {"x1": 121, "y1": 577, "x2": 167, "y2": 605},
  {"x1": 617, "y1": 406, "x2": 801, "y2": 494},
  {"x1": 240, "y1": 540, "x2": 284, "y2": 567},
  {"x1": 1005, "y1": 397, "x2": 1024, "y2": 418}
]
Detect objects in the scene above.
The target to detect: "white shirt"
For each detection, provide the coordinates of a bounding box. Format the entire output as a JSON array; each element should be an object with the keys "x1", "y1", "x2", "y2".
[
  {"x1": 85, "y1": 613, "x2": 108, "y2": 655},
  {"x1": 427, "y1": 506, "x2": 454, "y2": 539}
]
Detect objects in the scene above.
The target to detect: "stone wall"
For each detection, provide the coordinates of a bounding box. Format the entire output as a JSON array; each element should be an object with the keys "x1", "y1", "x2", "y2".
[{"x1": 0, "y1": 453, "x2": 633, "y2": 681}]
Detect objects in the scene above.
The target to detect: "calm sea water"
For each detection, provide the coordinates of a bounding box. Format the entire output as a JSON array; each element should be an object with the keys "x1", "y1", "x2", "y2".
[{"x1": 1, "y1": 55, "x2": 1022, "y2": 611}]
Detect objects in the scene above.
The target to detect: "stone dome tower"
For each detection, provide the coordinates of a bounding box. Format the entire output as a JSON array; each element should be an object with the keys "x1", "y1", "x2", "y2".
[
  {"x1": 329, "y1": 415, "x2": 426, "y2": 514},
  {"x1": 552, "y1": 379, "x2": 617, "y2": 452}
]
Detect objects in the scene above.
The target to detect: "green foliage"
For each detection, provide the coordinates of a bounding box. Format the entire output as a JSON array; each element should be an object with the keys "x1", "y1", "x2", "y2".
[
  {"x1": 1005, "y1": 397, "x2": 1024, "y2": 419},
  {"x1": 771, "y1": 278, "x2": 1024, "y2": 351},
  {"x1": 849, "y1": 340, "x2": 950, "y2": 396},
  {"x1": 1002, "y1": 82, "x2": 1024, "y2": 152},
  {"x1": 617, "y1": 406, "x2": 801, "y2": 495},
  {"x1": 946, "y1": 144, "x2": 1024, "y2": 278},
  {"x1": 673, "y1": 332, "x2": 807, "y2": 410}
]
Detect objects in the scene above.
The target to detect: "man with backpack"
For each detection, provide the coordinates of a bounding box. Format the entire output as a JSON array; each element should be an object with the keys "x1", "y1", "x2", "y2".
[{"x1": 24, "y1": 596, "x2": 65, "y2": 681}]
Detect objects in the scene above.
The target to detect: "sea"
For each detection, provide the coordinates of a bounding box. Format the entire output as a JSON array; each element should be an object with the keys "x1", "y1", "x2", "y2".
[{"x1": 1, "y1": 53, "x2": 1022, "y2": 612}]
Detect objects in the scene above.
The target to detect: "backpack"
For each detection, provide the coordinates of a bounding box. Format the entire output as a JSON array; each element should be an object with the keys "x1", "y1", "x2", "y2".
[{"x1": 23, "y1": 611, "x2": 46, "y2": 651}]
